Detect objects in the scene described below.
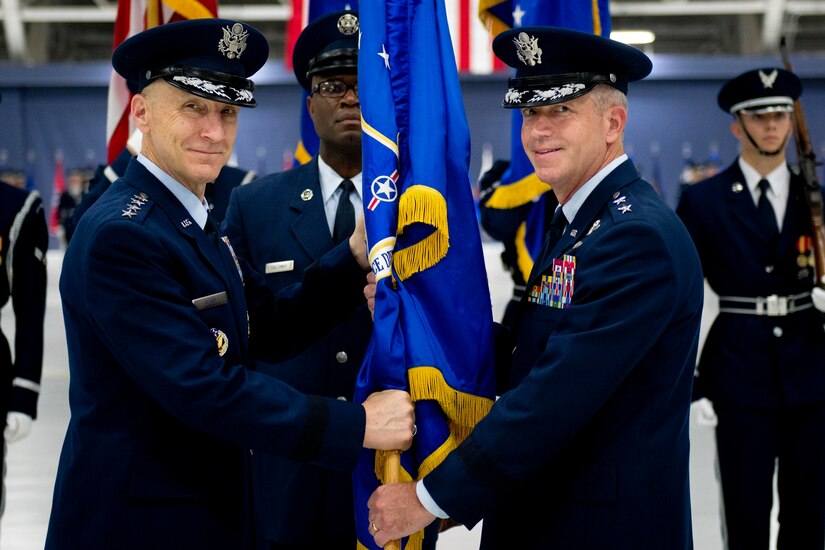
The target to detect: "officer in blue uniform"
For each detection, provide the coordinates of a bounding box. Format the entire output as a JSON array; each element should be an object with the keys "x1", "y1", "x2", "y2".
[
  {"x1": 45, "y1": 19, "x2": 414, "y2": 550},
  {"x1": 222, "y1": 11, "x2": 382, "y2": 549},
  {"x1": 0, "y1": 176, "x2": 47, "y2": 514},
  {"x1": 367, "y1": 27, "x2": 704, "y2": 550},
  {"x1": 677, "y1": 68, "x2": 825, "y2": 550}
]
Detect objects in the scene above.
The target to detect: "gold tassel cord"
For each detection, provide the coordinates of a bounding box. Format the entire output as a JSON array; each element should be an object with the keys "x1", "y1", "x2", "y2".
[{"x1": 393, "y1": 185, "x2": 449, "y2": 282}]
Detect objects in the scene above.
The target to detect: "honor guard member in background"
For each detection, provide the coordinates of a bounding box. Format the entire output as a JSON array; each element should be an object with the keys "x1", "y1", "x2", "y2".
[
  {"x1": 0, "y1": 173, "x2": 47, "y2": 519},
  {"x1": 223, "y1": 12, "x2": 439, "y2": 548},
  {"x1": 366, "y1": 27, "x2": 704, "y2": 550},
  {"x1": 677, "y1": 68, "x2": 825, "y2": 550},
  {"x1": 63, "y1": 129, "x2": 257, "y2": 244},
  {"x1": 45, "y1": 19, "x2": 414, "y2": 550}
]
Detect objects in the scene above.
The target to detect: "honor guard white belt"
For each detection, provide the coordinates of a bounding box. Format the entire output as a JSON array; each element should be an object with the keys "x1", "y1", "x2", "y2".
[{"x1": 718, "y1": 292, "x2": 813, "y2": 316}]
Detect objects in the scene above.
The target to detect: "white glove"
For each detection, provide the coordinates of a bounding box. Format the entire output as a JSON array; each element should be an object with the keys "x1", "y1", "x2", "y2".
[
  {"x1": 4, "y1": 412, "x2": 33, "y2": 444},
  {"x1": 812, "y1": 287, "x2": 825, "y2": 313},
  {"x1": 692, "y1": 398, "x2": 718, "y2": 428}
]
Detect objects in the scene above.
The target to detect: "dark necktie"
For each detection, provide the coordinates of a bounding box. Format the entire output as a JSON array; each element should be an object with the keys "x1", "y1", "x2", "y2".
[
  {"x1": 757, "y1": 178, "x2": 779, "y2": 239},
  {"x1": 547, "y1": 205, "x2": 568, "y2": 248},
  {"x1": 332, "y1": 179, "x2": 356, "y2": 244},
  {"x1": 534, "y1": 205, "x2": 568, "y2": 266},
  {"x1": 204, "y1": 212, "x2": 221, "y2": 248}
]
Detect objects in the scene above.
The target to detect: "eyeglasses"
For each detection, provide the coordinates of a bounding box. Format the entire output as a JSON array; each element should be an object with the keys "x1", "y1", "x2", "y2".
[{"x1": 311, "y1": 79, "x2": 358, "y2": 99}]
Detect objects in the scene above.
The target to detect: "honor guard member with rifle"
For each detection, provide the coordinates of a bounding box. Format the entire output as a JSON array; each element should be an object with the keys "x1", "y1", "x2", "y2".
[
  {"x1": 45, "y1": 19, "x2": 415, "y2": 550},
  {"x1": 677, "y1": 68, "x2": 825, "y2": 550},
  {"x1": 0, "y1": 168, "x2": 47, "y2": 518},
  {"x1": 366, "y1": 26, "x2": 704, "y2": 550}
]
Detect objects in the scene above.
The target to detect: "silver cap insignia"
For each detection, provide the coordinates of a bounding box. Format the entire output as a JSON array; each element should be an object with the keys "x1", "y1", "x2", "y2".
[
  {"x1": 218, "y1": 23, "x2": 249, "y2": 60},
  {"x1": 337, "y1": 13, "x2": 359, "y2": 35},
  {"x1": 758, "y1": 69, "x2": 778, "y2": 89},
  {"x1": 513, "y1": 32, "x2": 542, "y2": 67}
]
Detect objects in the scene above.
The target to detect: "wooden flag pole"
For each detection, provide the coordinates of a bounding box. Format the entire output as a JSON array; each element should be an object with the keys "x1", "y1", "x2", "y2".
[{"x1": 383, "y1": 450, "x2": 402, "y2": 550}]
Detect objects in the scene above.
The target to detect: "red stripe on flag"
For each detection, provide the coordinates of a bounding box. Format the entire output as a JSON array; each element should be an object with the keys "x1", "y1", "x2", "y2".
[
  {"x1": 458, "y1": 0, "x2": 471, "y2": 71},
  {"x1": 49, "y1": 153, "x2": 66, "y2": 237}
]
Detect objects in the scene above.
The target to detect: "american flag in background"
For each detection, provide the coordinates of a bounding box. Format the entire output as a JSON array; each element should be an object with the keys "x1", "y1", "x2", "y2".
[
  {"x1": 447, "y1": 0, "x2": 505, "y2": 73},
  {"x1": 49, "y1": 151, "x2": 65, "y2": 238},
  {"x1": 105, "y1": 0, "x2": 218, "y2": 164}
]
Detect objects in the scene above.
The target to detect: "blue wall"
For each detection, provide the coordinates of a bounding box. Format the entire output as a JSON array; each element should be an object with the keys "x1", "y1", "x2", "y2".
[{"x1": 1, "y1": 54, "x2": 824, "y2": 246}]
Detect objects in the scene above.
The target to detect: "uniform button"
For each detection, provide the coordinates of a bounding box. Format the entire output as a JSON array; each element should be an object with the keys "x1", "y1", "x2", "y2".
[
  {"x1": 765, "y1": 265, "x2": 774, "y2": 273},
  {"x1": 773, "y1": 326, "x2": 783, "y2": 338},
  {"x1": 335, "y1": 351, "x2": 348, "y2": 364},
  {"x1": 337, "y1": 396, "x2": 347, "y2": 401}
]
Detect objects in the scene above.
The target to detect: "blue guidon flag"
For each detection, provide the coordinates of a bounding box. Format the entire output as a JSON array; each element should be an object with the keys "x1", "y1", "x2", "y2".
[
  {"x1": 354, "y1": 0, "x2": 497, "y2": 546},
  {"x1": 477, "y1": 0, "x2": 612, "y2": 282}
]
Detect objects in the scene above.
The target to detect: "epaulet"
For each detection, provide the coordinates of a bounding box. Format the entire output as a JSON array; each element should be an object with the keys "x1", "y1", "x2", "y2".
[{"x1": 119, "y1": 191, "x2": 152, "y2": 223}]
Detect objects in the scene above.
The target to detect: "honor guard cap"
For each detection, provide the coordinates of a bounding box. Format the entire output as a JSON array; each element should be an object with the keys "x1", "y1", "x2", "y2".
[
  {"x1": 492, "y1": 27, "x2": 652, "y2": 109},
  {"x1": 292, "y1": 10, "x2": 359, "y2": 91},
  {"x1": 112, "y1": 19, "x2": 269, "y2": 108},
  {"x1": 717, "y1": 68, "x2": 801, "y2": 115}
]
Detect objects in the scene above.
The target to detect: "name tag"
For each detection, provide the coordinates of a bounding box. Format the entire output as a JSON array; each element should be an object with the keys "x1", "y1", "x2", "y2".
[
  {"x1": 192, "y1": 291, "x2": 228, "y2": 311},
  {"x1": 265, "y1": 260, "x2": 294, "y2": 274}
]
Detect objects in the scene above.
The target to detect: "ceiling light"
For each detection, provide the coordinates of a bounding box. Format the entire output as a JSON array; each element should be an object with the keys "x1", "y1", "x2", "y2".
[{"x1": 611, "y1": 30, "x2": 656, "y2": 45}]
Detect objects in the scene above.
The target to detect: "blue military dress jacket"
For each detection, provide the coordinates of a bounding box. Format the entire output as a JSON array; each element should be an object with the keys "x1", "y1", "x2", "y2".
[
  {"x1": 426, "y1": 159, "x2": 704, "y2": 549},
  {"x1": 46, "y1": 159, "x2": 368, "y2": 550},
  {"x1": 223, "y1": 157, "x2": 373, "y2": 545},
  {"x1": 677, "y1": 161, "x2": 825, "y2": 408}
]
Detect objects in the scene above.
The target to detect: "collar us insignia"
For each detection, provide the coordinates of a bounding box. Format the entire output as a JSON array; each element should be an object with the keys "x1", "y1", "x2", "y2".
[
  {"x1": 513, "y1": 32, "x2": 542, "y2": 67},
  {"x1": 731, "y1": 182, "x2": 744, "y2": 193},
  {"x1": 218, "y1": 23, "x2": 249, "y2": 60},
  {"x1": 300, "y1": 189, "x2": 313, "y2": 201},
  {"x1": 758, "y1": 69, "x2": 778, "y2": 89},
  {"x1": 337, "y1": 13, "x2": 358, "y2": 35}
]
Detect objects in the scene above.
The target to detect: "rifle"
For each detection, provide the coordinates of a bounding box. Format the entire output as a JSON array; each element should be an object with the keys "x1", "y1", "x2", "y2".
[{"x1": 780, "y1": 37, "x2": 825, "y2": 288}]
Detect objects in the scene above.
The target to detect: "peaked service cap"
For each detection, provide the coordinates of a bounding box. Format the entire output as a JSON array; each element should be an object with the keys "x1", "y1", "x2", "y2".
[
  {"x1": 492, "y1": 26, "x2": 652, "y2": 109},
  {"x1": 717, "y1": 67, "x2": 801, "y2": 115},
  {"x1": 112, "y1": 18, "x2": 268, "y2": 108},
  {"x1": 292, "y1": 10, "x2": 359, "y2": 91}
]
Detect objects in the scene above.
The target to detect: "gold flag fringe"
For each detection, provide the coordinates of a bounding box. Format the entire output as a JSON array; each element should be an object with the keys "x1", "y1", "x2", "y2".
[
  {"x1": 293, "y1": 140, "x2": 312, "y2": 166},
  {"x1": 393, "y1": 185, "x2": 449, "y2": 282},
  {"x1": 514, "y1": 221, "x2": 535, "y2": 281},
  {"x1": 370, "y1": 366, "x2": 493, "y2": 550},
  {"x1": 484, "y1": 173, "x2": 551, "y2": 209}
]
